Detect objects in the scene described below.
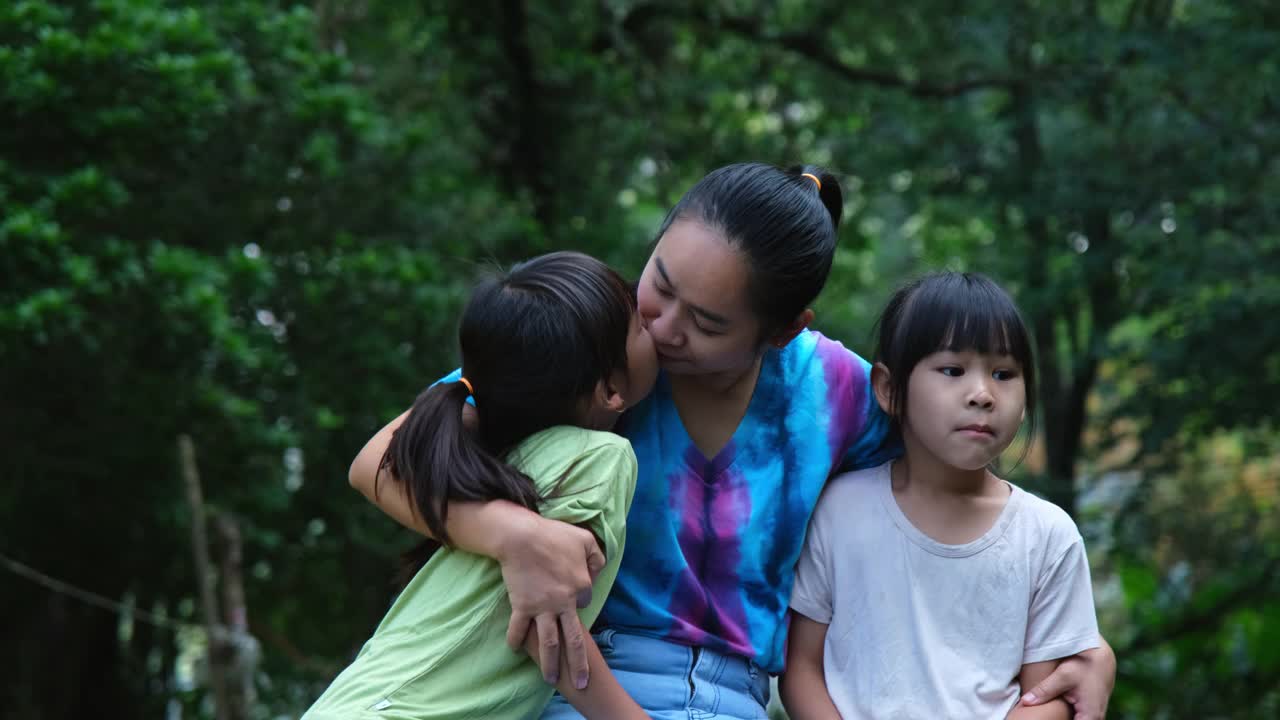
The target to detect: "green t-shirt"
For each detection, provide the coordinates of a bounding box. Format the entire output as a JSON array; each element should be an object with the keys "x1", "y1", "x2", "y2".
[{"x1": 303, "y1": 426, "x2": 638, "y2": 720}]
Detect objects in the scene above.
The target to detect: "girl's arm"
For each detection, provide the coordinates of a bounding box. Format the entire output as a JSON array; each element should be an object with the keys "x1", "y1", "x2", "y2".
[
  {"x1": 1017, "y1": 637, "x2": 1116, "y2": 720},
  {"x1": 522, "y1": 611, "x2": 647, "y2": 719},
  {"x1": 779, "y1": 613, "x2": 843, "y2": 720},
  {"x1": 1007, "y1": 660, "x2": 1070, "y2": 720},
  {"x1": 349, "y1": 408, "x2": 605, "y2": 688}
]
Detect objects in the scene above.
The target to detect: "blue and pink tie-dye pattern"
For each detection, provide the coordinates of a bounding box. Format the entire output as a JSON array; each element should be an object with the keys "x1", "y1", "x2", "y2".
[{"x1": 599, "y1": 330, "x2": 897, "y2": 672}]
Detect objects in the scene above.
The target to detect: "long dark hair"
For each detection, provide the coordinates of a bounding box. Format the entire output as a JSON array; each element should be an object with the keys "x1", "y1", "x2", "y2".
[
  {"x1": 378, "y1": 251, "x2": 636, "y2": 580},
  {"x1": 658, "y1": 162, "x2": 843, "y2": 336},
  {"x1": 873, "y1": 271, "x2": 1039, "y2": 464}
]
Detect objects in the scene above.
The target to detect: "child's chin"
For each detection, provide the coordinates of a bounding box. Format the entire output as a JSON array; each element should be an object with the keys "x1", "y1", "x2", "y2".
[{"x1": 947, "y1": 454, "x2": 999, "y2": 472}]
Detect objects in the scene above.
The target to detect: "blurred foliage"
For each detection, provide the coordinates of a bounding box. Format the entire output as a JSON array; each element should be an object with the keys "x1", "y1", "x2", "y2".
[{"x1": 1, "y1": 1, "x2": 1277, "y2": 718}]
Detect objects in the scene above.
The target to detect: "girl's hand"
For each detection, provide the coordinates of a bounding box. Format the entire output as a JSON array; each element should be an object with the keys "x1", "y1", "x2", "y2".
[
  {"x1": 499, "y1": 512, "x2": 606, "y2": 689},
  {"x1": 1019, "y1": 641, "x2": 1116, "y2": 720}
]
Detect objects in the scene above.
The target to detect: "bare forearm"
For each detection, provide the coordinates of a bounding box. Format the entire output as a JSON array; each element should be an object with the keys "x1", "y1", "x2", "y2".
[
  {"x1": 1008, "y1": 698, "x2": 1070, "y2": 720},
  {"x1": 524, "y1": 632, "x2": 647, "y2": 720},
  {"x1": 780, "y1": 665, "x2": 842, "y2": 720}
]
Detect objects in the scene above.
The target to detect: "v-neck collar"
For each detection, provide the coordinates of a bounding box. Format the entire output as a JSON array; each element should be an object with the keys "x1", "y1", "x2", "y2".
[{"x1": 660, "y1": 348, "x2": 778, "y2": 477}]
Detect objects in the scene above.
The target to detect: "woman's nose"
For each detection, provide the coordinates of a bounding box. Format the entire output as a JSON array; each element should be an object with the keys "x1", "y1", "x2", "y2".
[{"x1": 647, "y1": 311, "x2": 684, "y2": 347}]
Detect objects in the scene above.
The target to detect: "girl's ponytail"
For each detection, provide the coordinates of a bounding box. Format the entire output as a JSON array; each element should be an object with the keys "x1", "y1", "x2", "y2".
[
  {"x1": 378, "y1": 251, "x2": 638, "y2": 584},
  {"x1": 378, "y1": 379, "x2": 542, "y2": 579}
]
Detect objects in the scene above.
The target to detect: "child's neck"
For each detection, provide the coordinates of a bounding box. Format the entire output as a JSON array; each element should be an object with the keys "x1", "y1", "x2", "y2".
[
  {"x1": 890, "y1": 437, "x2": 1010, "y2": 546},
  {"x1": 893, "y1": 454, "x2": 995, "y2": 497}
]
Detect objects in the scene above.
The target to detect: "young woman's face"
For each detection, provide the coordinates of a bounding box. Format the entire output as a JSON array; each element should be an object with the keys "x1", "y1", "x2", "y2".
[
  {"x1": 900, "y1": 349, "x2": 1027, "y2": 471},
  {"x1": 636, "y1": 219, "x2": 764, "y2": 378}
]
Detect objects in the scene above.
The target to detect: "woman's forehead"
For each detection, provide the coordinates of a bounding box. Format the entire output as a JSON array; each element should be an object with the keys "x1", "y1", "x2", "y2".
[{"x1": 651, "y1": 221, "x2": 752, "y2": 317}]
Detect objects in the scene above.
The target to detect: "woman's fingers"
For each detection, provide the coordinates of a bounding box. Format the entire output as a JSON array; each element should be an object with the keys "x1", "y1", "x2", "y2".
[
  {"x1": 560, "y1": 611, "x2": 591, "y2": 690},
  {"x1": 1021, "y1": 660, "x2": 1077, "y2": 706},
  {"x1": 1021, "y1": 654, "x2": 1109, "y2": 718},
  {"x1": 534, "y1": 613, "x2": 562, "y2": 685},
  {"x1": 506, "y1": 611, "x2": 532, "y2": 650},
  {"x1": 497, "y1": 518, "x2": 605, "y2": 686}
]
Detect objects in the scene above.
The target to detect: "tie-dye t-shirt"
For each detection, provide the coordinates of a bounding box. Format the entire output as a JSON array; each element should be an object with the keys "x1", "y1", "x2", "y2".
[{"x1": 598, "y1": 329, "x2": 897, "y2": 672}]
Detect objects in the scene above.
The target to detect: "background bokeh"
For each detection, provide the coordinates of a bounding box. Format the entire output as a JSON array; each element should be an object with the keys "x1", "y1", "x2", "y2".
[{"x1": 3, "y1": 1, "x2": 1278, "y2": 717}]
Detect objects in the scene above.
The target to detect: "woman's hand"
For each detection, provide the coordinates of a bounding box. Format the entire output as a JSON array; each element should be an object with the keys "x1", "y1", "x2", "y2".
[
  {"x1": 499, "y1": 512, "x2": 606, "y2": 690},
  {"x1": 1019, "y1": 640, "x2": 1117, "y2": 720}
]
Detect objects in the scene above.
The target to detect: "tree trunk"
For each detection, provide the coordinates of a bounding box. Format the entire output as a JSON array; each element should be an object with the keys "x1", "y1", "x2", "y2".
[
  {"x1": 217, "y1": 513, "x2": 258, "y2": 718},
  {"x1": 179, "y1": 434, "x2": 233, "y2": 720},
  {"x1": 497, "y1": 0, "x2": 556, "y2": 231}
]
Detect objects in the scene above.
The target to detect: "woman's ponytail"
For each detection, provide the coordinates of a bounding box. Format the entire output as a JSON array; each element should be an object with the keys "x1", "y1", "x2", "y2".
[{"x1": 797, "y1": 164, "x2": 844, "y2": 232}]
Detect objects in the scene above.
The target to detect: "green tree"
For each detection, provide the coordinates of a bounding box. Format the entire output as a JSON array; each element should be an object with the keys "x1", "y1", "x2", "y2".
[
  {"x1": 3, "y1": 1, "x2": 1277, "y2": 717},
  {"x1": 0, "y1": 1, "x2": 470, "y2": 716}
]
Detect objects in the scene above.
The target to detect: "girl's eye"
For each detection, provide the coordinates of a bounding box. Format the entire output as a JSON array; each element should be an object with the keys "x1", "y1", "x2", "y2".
[
  {"x1": 993, "y1": 369, "x2": 1019, "y2": 381},
  {"x1": 939, "y1": 367, "x2": 964, "y2": 377}
]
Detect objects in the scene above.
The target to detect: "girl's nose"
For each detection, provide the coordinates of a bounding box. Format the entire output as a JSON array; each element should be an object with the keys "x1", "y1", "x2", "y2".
[{"x1": 968, "y1": 383, "x2": 994, "y2": 409}]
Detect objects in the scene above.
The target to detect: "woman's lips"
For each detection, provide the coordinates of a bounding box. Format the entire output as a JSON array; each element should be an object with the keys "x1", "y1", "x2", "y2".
[{"x1": 656, "y1": 346, "x2": 684, "y2": 361}]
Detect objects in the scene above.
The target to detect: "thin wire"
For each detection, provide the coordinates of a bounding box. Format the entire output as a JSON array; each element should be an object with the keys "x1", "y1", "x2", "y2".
[{"x1": 0, "y1": 550, "x2": 197, "y2": 632}]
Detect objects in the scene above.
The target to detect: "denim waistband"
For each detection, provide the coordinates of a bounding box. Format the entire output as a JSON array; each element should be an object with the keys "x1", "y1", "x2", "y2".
[{"x1": 539, "y1": 629, "x2": 769, "y2": 720}]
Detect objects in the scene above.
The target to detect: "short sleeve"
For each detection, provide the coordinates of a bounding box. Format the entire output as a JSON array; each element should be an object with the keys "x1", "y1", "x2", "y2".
[
  {"x1": 1024, "y1": 538, "x2": 1101, "y2": 663},
  {"x1": 789, "y1": 492, "x2": 835, "y2": 624},
  {"x1": 537, "y1": 440, "x2": 639, "y2": 627},
  {"x1": 826, "y1": 350, "x2": 901, "y2": 472},
  {"x1": 539, "y1": 442, "x2": 637, "y2": 557},
  {"x1": 841, "y1": 389, "x2": 899, "y2": 471}
]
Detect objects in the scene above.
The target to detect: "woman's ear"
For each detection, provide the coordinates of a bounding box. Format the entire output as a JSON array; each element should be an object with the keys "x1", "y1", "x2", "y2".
[
  {"x1": 769, "y1": 308, "x2": 816, "y2": 348},
  {"x1": 871, "y1": 362, "x2": 894, "y2": 415}
]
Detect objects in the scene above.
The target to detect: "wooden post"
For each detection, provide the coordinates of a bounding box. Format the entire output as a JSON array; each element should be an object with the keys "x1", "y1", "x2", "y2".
[
  {"x1": 178, "y1": 434, "x2": 231, "y2": 720},
  {"x1": 216, "y1": 512, "x2": 258, "y2": 718}
]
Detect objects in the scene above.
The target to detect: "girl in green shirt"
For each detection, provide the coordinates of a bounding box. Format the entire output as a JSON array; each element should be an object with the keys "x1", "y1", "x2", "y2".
[{"x1": 303, "y1": 252, "x2": 657, "y2": 720}]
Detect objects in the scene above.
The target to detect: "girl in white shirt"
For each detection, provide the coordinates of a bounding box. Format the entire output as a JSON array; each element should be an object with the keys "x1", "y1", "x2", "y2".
[{"x1": 782, "y1": 271, "x2": 1099, "y2": 720}]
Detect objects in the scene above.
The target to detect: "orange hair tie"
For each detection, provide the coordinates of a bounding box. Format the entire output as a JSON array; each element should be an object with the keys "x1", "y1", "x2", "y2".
[
  {"x1": 458, "y1": 376, "x2": 475, "y2": 396},
  {"x1": 800, "y1": 172, "x2": 822, "y2": 191}
]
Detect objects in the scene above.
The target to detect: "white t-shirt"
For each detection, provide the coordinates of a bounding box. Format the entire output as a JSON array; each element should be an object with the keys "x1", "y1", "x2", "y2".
[{"x1": 790, "y1": 461, "x2": 1099, "y2": 720}]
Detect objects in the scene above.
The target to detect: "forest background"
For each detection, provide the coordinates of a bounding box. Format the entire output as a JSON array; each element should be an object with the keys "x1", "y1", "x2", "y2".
[{"x1": 3, "y1": 1, "x2": 1278, "y2": 718}]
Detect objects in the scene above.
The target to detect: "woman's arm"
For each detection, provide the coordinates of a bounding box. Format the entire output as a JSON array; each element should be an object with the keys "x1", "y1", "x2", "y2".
[
  {"x1": 1019, "y1": 635, "x2": 1116, "y2": 720},
  {"x1": 349, "y1": 408, "x2": 605, "y2": 688},
  {"x1": 1008, "y1": 660, "x2": 1070, "y2": 719},
  {"x1": 779, "y1": 613, "x2": 843, "y2": 720}
]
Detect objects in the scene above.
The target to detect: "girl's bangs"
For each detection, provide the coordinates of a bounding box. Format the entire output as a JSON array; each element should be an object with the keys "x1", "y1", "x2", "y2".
[{"x1": 897, "y1": 278, "x2": 1032, "y2": 366}]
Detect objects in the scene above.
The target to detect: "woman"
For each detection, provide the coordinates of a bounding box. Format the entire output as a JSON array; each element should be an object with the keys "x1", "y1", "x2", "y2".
[{"x1": 349, "y1": 163, "x2": 1116, "y2": 719}]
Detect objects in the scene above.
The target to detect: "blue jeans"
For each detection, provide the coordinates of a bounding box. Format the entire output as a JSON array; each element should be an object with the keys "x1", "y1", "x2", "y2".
[{"x1": 538, "y1": 628, "x2": 770, "y2": 720}]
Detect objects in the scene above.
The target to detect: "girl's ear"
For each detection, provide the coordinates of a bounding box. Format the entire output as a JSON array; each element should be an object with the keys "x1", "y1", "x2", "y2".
[
  {"x1": 871, "y1": 362, "x2": 894, "y2": 415},
  {"x1": 581, "y1": 377, "x2": 628, "y2": 430},
  {"x1": 768, "y1": 308, "x2": 816, "y2": 348},
  {"x1": 595, "y1": 375, "x2": 627, "y2": 414}
]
